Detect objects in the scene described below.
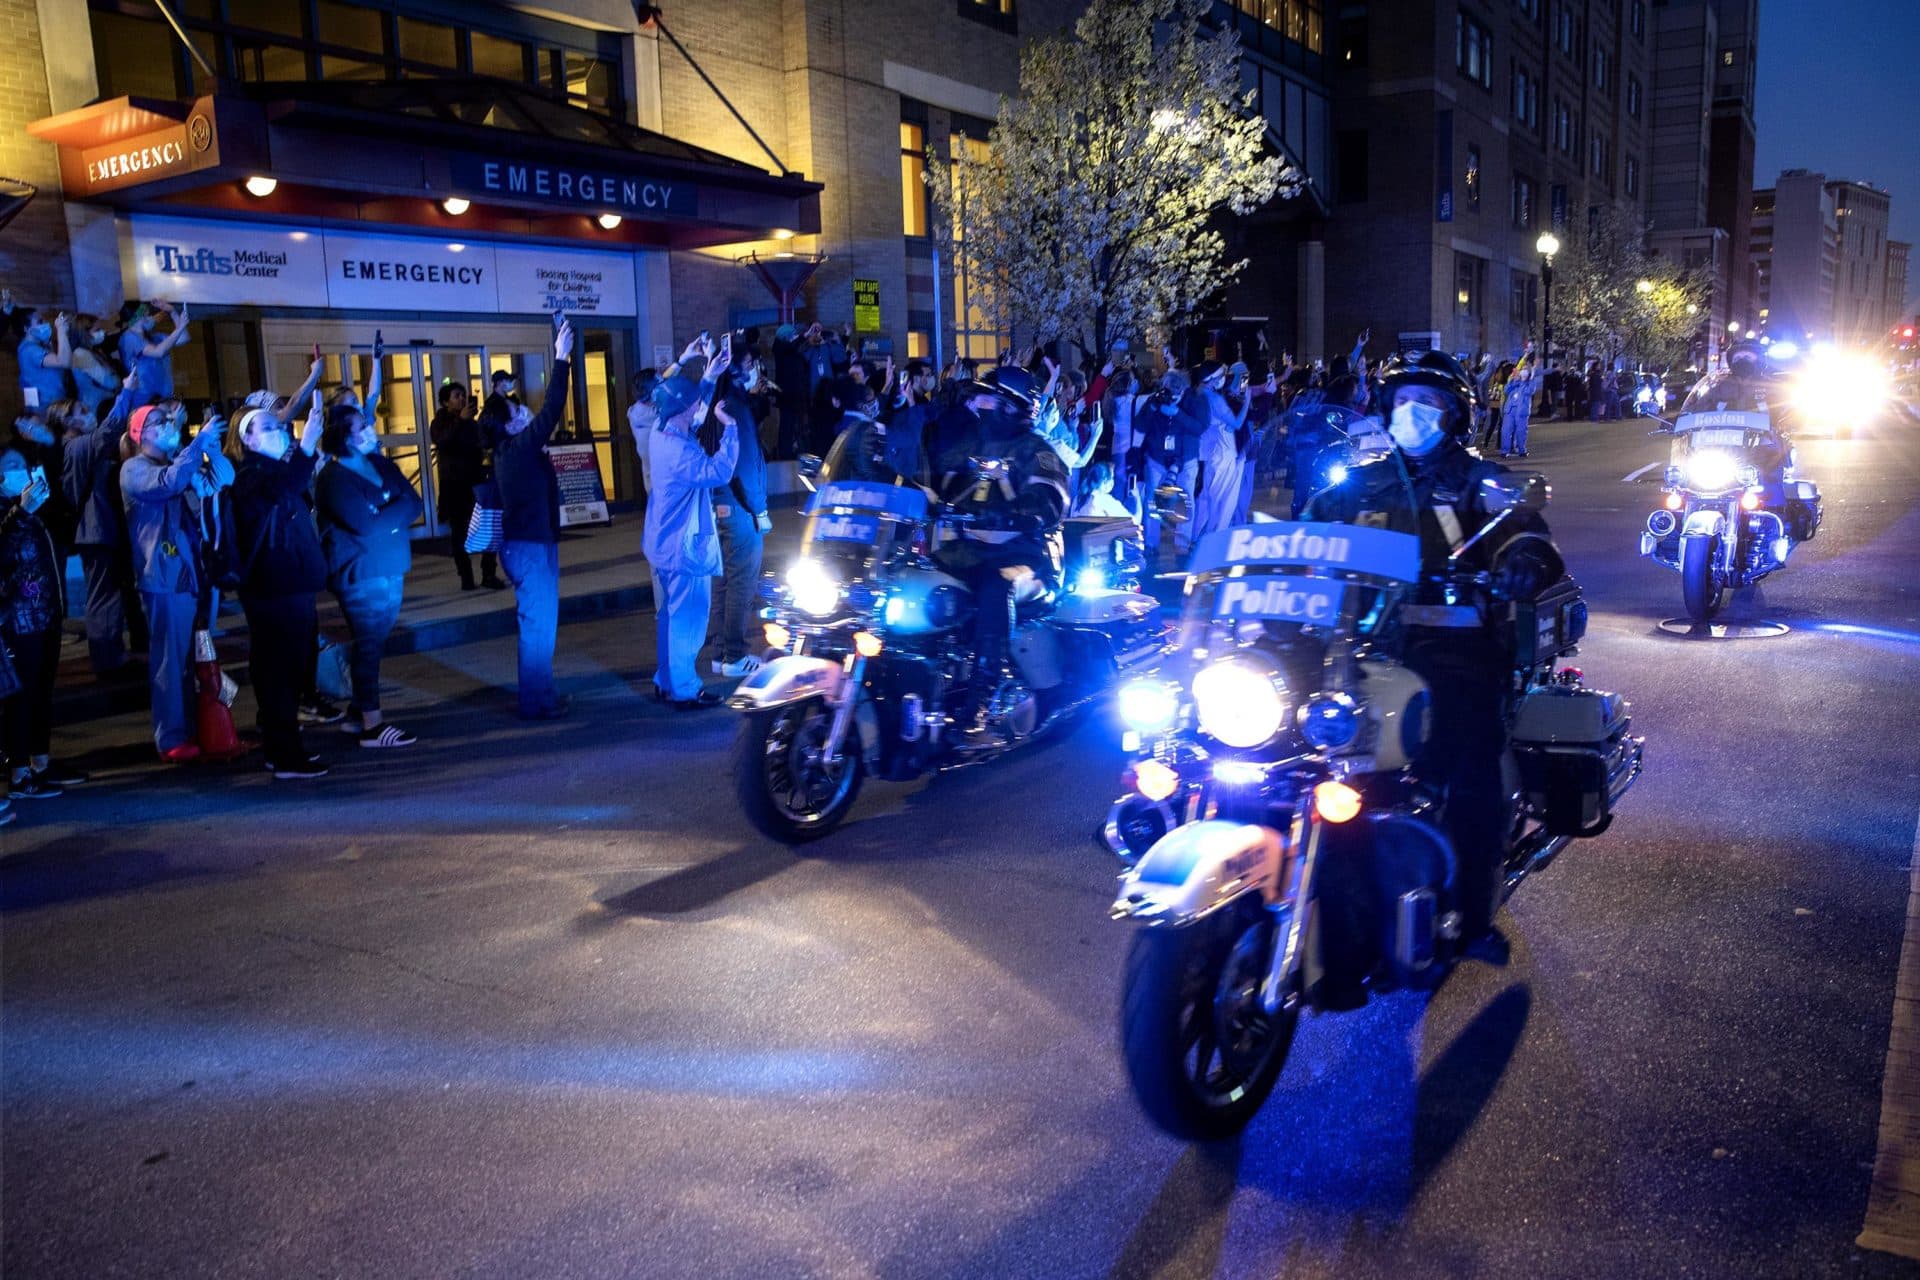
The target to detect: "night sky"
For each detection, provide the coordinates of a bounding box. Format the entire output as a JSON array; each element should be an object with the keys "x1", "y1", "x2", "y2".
[{"x1": 1753, "y1": 0, "x2": 1920, "y2": 316}]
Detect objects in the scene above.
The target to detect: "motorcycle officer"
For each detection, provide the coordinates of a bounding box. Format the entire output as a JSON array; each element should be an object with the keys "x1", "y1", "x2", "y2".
[
  {"x1": 931, "y1": 366, "x2": 1073, "y2": 743},
  {"x1": 1308, "y1": 351, "x2": 1564, "y2": 953}
]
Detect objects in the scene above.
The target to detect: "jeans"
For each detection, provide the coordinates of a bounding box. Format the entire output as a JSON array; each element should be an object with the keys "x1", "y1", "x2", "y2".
[
  {"x1": 713, "y1": 502, "x2": 764, "y2": 664},
  {"x1": 652, "y1": 566, "x2": 712, "y2": 701},
  {"x1": 1499, "y1": 408, "x2": 1531, "y2": 455},
  {"x1": 79, "y1": 546, "x2": 144, "y2": 673},
  {"x1": 2, "y1": 622, "x2": 60, "y2": 766},
  {"x1": 241, "y1": 592, "x2": 316, "y2": 764},
  {"x1": 500, "y1": 539, "x2": 561, "y2": 714},
  {"x1": 440, "y1": 488, "x2": 497, "y2": 588},
  {"x1": 141, "y1": 590, "x2": 197, "y2": 753},
  {"x1": 335, "y1": 574, "x2": 404, "y2": 716}
]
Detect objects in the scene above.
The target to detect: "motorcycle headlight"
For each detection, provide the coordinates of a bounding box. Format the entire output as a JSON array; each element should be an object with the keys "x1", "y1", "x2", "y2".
[
  {"x1": 785, "y1": 558, "x2": 841, "y2": 618},
  {"x1": 1118, "y1": 679, "x2": 1179, "y2": 735},
  {"x1": 1191, "y1": 657, "x2": 1288, "y2": 750},
  {"x1": 1299, "y1": 692, "x2": 1361, "y2": 751},
  {"x1": 1683, "y1": 449, "x2": 1741, "y2": 492}
]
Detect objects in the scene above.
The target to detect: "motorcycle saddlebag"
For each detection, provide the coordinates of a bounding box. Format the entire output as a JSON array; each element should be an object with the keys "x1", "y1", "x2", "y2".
[
  {"x1": 1511, "y1": 686, "x2": 1633, "y2": 837},
  {"x1": 1508, "y1": 575, "x2": 1588, "y2": 669}
]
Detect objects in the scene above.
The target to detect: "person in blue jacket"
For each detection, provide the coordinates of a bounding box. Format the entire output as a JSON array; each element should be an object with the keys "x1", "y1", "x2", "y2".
[
  {"x1": 118, "y1": 301, "x2": 191, "y2": 402},
  {"x1": 710, "y1": 347, "x2": 771, "y2": 679},
  {"x1": 15, "y1": 309, "x2": 73, "y2": 412},
  {"x1": 644, "y1": 333, "x2": 739, "y2": 709},
  {"x1": 479, "y1": 317, "x2": 575, "y2": 720}
]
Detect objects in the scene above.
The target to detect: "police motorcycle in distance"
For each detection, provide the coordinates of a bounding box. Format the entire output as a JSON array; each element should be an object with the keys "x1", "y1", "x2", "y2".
[
  {"x1": 1105, "y1": 503, "x2": 1643, "y2": 1140},
  {"x1": 1641, "y1": 353, "x2": 1822, "y2": 624},
  {"x1": 729, "y1": 438, "x2": 1166, "y2": 843}
]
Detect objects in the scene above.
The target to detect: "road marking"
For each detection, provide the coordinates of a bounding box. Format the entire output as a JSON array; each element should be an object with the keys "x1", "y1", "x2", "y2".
[
  {"x1": 1860, "y1": 810, "x2": 1920, "y2": 1260},
  {"x1": 1621, "y1": 462, "x2": 1664, "y2": 483}
]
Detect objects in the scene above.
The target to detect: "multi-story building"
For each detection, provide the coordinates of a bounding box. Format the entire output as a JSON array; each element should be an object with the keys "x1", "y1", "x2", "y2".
[
  {"x1": 1321, "y1": 0, "x2": 1650, "y2": 362},
  {"x1": 1750, "y1": 184, "x2": 1773, "y2": 324},
  {"x1": 6, "y1": 0, "x2": 1337, "y2": 521},
  {"x1": 1829, "y1": 178, "x2": 1892, "y2": 342},
  {"x1": 1706, "y1": 0, "x2": 1757, "y2": 326},
  {"x1": 1886, "y1": 240, "x2": 1911, "y2": 335},
  {"x1": 1754, "y1": 170, "x2": 1841, "y2": 342}
]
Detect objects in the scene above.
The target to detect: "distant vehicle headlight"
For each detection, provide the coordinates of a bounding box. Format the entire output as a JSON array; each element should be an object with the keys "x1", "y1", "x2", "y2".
[{"x1": 1192, "y1": 656, "x2": 1288, "y2": 749}]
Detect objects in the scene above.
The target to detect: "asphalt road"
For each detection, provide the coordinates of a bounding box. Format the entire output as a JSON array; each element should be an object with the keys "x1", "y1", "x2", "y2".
[{"x1": 6, "y1": 416, "x2": 1920, "y2": 1279}]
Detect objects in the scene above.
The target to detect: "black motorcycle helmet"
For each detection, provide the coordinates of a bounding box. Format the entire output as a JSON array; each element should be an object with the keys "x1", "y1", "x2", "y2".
[
  {"x1": 966, "y1": 364, "x2": 1040, "y2": 418},
  {"x1": 1376, "y1": 349, "x2": 1477, "y2": 434},
  {"x1": 1725, "y1": 339, "x2": 1767, "y2": 376}
]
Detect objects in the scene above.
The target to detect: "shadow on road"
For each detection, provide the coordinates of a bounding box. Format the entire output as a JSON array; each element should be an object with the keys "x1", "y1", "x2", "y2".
[
  {"x1": 0, "y1": 835, "x2": 220, "y2": 913},
  {"x1": 588, "y1": 843, "x2": 798, "y2": 919},
  {"x1": 1411, "y1": 983, "x2": 1532, "y2": 1188},
  {"x1": 1105, "y1": 1140, "x2": 1244, "y2": 1279}
]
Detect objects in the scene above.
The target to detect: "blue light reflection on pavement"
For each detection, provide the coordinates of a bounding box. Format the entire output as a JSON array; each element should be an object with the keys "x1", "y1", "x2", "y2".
[
  {"x1": 1810, "y1": 622, "x2": 1920, "y2": 648},
  {"x1": 2, "y1": 1010, "x2": 880, "y2": 1099}
]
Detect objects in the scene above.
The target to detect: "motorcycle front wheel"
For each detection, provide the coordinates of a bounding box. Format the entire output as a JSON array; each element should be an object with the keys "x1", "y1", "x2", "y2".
[
  {"x1": 734, "y1": 698, "x2": 864, "y2": 844},
  {"x1": 1679, "y1": 532, "x2": 1724, "y2": 624},
  {"x1": 1121, "y1": 899, "x2": 1298, "y2": 1141}
]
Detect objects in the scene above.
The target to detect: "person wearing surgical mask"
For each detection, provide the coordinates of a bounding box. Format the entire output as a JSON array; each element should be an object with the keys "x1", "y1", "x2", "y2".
[
  {"x1": 15, "y1": 310, "x2": 73, "y2": 413},
  {"x1": 1306, "y1": 349, "x2": 1565, "y2": 959},
  {"x1": 1498, "y1": 354, "x2": 1537, "y2": 458},
  {"x1": 315, "y1": 402, "x2": 422, "y2": 749},
  {"x1": 229, "y1": 402, "x2": 330, "y2": 777},
  {"x1": 66, "y1": 313, "x2": 121, "y2": 407},
  {"x1": 0, "y1": 447, "x2": 87, "y2": 799},
  {"x1": 118, "y1": 301, "x2": 190, "y2": 402},
  {"x1": 61, "y1": 366, "x2": 145, "y2": 676},
  {"x1": 120, "y1": 400, "x2": 227, "y2": 761}
]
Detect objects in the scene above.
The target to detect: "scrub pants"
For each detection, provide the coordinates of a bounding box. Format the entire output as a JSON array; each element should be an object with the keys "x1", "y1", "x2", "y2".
[
  {"x1": 141, "y1": 590, "x2": 197, "y2": 753},
  {"x1": 652, "y1": 567, "x2": 712, "y2": 701},
  {"x1": 713, "y1": 502, "x2": 764, "y2": 664},
  {"x1": 241, "y1": 592, "x2": 315, "y2": 764},
  {"x1": 1500, "y1": 406, "x2": 1532, "y2": 455},
  {"x1": 79, "y1": 546, "x2": 143, "y2": 673},
  {"x1": 501, "y1": 539, "x2": 561, "y2": 716}
]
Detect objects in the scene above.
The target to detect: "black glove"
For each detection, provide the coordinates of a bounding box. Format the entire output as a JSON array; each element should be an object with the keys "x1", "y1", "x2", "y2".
[{"x1": 697, "y1": 410, "x2": 724, "y2": 457}]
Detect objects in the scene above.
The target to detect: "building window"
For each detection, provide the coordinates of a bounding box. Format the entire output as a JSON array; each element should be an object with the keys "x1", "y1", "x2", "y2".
[
  {"x1": 1337, "y1": 4, "x2": 1368, "y2": 66},
  {"x1": 900, "y1": 123, "x2": 929, "y2": 237},
  {"x1": 1553, "y1": 99, "x2": 1576, "y2": 154},
  {"x1": 1625, "y1": 155, "x2": 1640, "y2": 197},
  {"x1": 1336, "y1": 128, "x2": 1369, "y2": 202},
  {"x1": 1512, "y1": 174, "x2": 1535, "y2": 229},
  {"x1": 1722, "y1": 49, "x2": 1734, "y2": 66},
  {"x1": 1231, "y1": 0, "x2": 1328, "y2": 55},
  {"x1": 1465, "y1": 142, "x2": 1481, "y2": 212},
  {"x1": 948, "y1": 134, "x2": 1010, "y2": 361},
  {"x1": 1455, "y1": 252, "x2": 1487, "y2": 318},
  {"x1": 1456, "y1": 10, "x2": 1492, "y2": 89},
  {"x1": 1593, "y1": 46, "x2": 1610, "y2": 94},
  {"x1": 1631, "y1": 0, "x2": 1645, "y2": 38},
  {"x1": 1590, "y1": 132, "x2": 1609, "y2": 180},
  {"x1": 958, "y1": 0, "x2": 1017, "y2": 35},
  {"x1": 1626, "y1": 73, "x2": 1642, "y2": 119},
  {"x1": 1510, "y1": 269, "x2": 1539, "y2": 329},
  {"x1": 1515, "y1": 0, "x2": 1539, "y2": 20},
  {"x1": 1556, "y1": 9, "x2": 1577, "y2": 56},
  {"x1": 1511, "y1": 63, "x2": 1539, "y2": 129}
]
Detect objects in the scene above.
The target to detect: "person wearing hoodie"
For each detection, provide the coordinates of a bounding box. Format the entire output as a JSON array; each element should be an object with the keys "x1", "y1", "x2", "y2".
[
  {"x1": 229, "y1": 400, "x2": 329, "y2": 778},
  {"x1": 315, "y1": 399, "x2": 424, "y2": 748},
  {"x1": 710, "y1": 349, "x2": 772, "y2": 679},
  {"x1": 120, "y1": 400, "x2": 227, "y2": 761},
  {"x1": 60, "y1": 368, "x2": 143, "y2": 675},
  {"x1": 479, "y1": 317, "x2": 575, "y2": 720},
  {"x1": 644, "y1": 333, "x2": 738, "y2": 709}
]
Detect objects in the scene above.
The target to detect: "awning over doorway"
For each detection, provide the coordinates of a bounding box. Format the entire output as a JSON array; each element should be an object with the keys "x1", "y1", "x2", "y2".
[{"x1": 28, "y1": 78, "x2": 820, "y2": 251}]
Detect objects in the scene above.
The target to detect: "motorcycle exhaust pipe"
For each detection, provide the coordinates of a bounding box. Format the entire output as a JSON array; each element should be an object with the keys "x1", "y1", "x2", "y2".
[{"x1": 1647, "y1": 509, "x2": 1678, "y2": 539}]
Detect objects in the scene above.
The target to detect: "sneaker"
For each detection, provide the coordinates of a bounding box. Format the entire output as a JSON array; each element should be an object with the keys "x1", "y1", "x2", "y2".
[
  {"x1": 33, "y1": 761, "x2": 89, "y2": 788},
  {"x1": 267, "y1": 755, "x2": 330, "y2": 780},
  {"x1": 161, "y1": 743, "x2": 202, "y2": 764},
  {"x1": 9, "y1": 775, "x2": 62, "y2": 799},
  {"x1": 357, "y1": 723, "x2": 417, "y2": 748},
  {"x1": 299, "y1": 697, "x2": 346, "y2": 725},
  {"x1": 713, "y1": 655, "x2": 764, "y2": 678},
  {"x1": 481, "y1": 576, "x2": 508, "y2": 591}
]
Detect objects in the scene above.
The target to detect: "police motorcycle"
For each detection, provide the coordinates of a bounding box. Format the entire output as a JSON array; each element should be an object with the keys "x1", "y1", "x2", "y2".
[
  {"x1": 729, "y1": 434, "x2": 1167, "y2": 843},
  {"x1": 1103, "y1": 502, "x2": 1643, "y2": 1140},
  {"x1": 1640, "y1": 355, "x2": 1823, "y2": 624}
]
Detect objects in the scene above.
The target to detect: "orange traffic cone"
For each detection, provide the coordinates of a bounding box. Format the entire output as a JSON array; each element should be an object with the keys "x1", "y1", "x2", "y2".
[{"x1": 193, "y1": 630, "x2": 247, "y2": 761}]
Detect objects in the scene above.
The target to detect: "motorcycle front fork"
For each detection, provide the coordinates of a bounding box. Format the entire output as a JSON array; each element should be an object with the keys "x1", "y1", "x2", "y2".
[
  {"x1": 820, "y1": 654, "x2": 866, "y2": 766},
  {"x1": 1259, "y1": 813, "x2": 1320, "y2": 1016}
]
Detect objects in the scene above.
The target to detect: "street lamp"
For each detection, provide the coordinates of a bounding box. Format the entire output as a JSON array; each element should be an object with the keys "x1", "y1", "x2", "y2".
[
  {"x1": 1536, "y1": 232, "x2": 1561, "y2": 357},
  {"x1": 1636, "y1": 278, "x2": 1654, "y2": 295},
  {"x1": 1686, "y1": 303, "x2": 1699, "y2": 315}
]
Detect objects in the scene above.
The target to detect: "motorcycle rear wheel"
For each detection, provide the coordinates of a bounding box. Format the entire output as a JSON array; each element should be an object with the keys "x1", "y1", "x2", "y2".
[
  {"x1": 1679, "y1": 533, "x2": 1724, "y2": 624},
  {"x1": 735, "y1": 698, "x2": 864, "y2": 844},
  {"x1": 1121, "y1": 899, "x2": 1297, "y2": 1141}
]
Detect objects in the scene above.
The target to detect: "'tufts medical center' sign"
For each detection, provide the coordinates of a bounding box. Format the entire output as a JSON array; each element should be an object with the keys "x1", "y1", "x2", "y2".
[{"x1": 131, "y1": 215, "x2": 638, "y2": 316}]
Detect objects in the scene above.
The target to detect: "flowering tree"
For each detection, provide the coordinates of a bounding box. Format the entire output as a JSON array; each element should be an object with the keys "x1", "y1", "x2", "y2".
[
  {"x1": 1554, "y1": 204, "x2": 1712, "y2": 367},
  {"x1": 927, "y1": 0, "x2": 1297, "y2": 361}
]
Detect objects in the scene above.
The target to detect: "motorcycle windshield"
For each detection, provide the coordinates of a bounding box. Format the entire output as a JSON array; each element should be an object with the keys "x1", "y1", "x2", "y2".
[
  {"x1": 799, "y1": 433, "x2": 931, "y2": 573},
  {"x1": 1180, "y1": 521, "x2": 1423, "y2": 641}
]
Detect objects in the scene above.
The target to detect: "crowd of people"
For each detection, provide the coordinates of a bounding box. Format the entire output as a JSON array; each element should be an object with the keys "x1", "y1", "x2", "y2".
[{"x1": 1, "y1": 282, "x2": 1659, "y2": 826}]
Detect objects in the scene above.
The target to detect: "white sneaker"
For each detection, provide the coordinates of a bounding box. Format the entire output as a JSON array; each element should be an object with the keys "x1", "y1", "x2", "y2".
[{"x1": 714, "y1": 655, "x2": 764, "y2": 678}]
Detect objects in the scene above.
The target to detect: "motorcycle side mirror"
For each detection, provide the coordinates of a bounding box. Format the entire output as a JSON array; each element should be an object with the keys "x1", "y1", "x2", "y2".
[
  {"x1": 797, "y1": 453, "x2": 824, "y2": 480},
  {"x1": 1480, "y1": 472, "x2": 1550, "y2": 514}
]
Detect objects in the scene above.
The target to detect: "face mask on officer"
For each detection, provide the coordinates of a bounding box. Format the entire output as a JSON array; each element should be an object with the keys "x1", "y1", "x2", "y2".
[{"x1": 1387, "y1": 397, "x2": 1448, "y2": 456}]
